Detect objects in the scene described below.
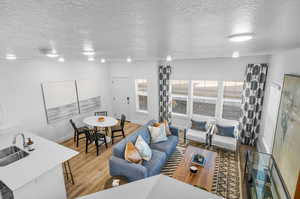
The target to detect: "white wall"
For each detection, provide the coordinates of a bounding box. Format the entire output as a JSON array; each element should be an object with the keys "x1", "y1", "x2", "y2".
[
  {"x1": 108, "y1": 61, "x2": 159, "y2": 125},
  {"x1": 260, "y1": 48, "x2": 300, "y2": 153},
  {"x1": 0, "y1": 54, "x2": 274, "y2": 143},
  {"x1": 161, "y1": 56, "x2": 270, "y2": 128},
  {"x1": 0, "y1": 59, "x2": 111, "y2": 142},
  {"x1": 167, "y1": 56, "x2": 270, "y2": 81}
]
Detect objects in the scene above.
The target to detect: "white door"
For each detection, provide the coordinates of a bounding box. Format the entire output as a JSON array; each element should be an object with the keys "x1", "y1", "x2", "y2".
[{"x1": 111, "y1": 77, "x2": 132, "y2": 121}]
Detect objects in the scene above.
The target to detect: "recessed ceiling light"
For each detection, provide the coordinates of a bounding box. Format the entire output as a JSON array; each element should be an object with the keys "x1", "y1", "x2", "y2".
[
  {"x1": 83, "y1": 42, "x2": 94, "y2": 51},
  {"x1": 58, "y1": 57, "x2": 65, "y2": 62},
  {"x1": 228, "y1": 33, "x2": 254, "y2": 42},
  {"x1": 232, "y1": 51, "x2": 240, "y2": 58},
  {"x1": 126, "y1": 57, "x2": 132, "y2": 63},
  {"x1": 88, "y1": 57, "x2": 95, "y2": 61},
  {"x1": 100, "y1": 58, "x2": 106, "y2": 63},
  {"x1": 166, "y1": 55, "x2": 172, "y2": 62},
  {"x1": 46, "y1": 52, "x2": 59, "y2": 58},
  {"x1": 6, "y1": 54, "x2": 17, "y2": 60},
  {"x1": 82, "y1": 50, "x2": 95, "y2": 56}
]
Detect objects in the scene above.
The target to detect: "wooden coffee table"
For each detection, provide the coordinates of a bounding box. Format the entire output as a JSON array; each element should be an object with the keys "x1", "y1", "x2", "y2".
[{"x1": 173, "y1": 145, "x2": 217, "y2": 192}]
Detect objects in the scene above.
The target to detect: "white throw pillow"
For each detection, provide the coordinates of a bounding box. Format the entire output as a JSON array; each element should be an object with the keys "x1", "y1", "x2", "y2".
[
  {"x1": 148, "y1": 125, "x2": 167, "y2": 143},
  {"x1": 135, "y1": 135, "x2": 152, "y2": 161}
]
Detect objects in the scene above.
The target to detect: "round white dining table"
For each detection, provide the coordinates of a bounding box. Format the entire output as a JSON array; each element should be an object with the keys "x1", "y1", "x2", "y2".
[
  {"x1": 83, "y1": 116, "x2": 118, "y2": 144},
  {"x1": 83, "y1": 116, "x2": 118, "y2": 128}
]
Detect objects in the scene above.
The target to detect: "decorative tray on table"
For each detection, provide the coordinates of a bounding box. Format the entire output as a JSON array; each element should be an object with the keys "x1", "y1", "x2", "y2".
[{"x1": 191, "y1": 154, "x2": 206, "y2": 167}]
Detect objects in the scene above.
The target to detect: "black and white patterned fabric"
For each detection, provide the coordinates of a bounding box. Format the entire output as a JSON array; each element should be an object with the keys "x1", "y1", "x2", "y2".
[
  {"x1": 159, "y1": 65, "x2": 172, "y2": 122},
  {"x1": 239, "y1": 63, "x2": 268, "y2": 146}
]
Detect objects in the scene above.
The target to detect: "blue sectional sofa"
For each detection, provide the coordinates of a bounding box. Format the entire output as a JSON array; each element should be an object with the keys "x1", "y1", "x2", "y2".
[{"x1": 109, "y1": 120, "x2": 179, "y2": 182}]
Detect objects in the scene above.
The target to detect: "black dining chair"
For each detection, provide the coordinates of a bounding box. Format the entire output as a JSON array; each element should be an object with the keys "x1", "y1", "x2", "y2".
[
  {"x1": 111, "y1": 114, "x2": 126, "y2": 144},
  {"x1": 84, "y1": 130, "x2": 108, "y2": 156},
  {"x1": 94, "y1": 111, "x2": 108, "y2": 116},
  {"x1": 70, "y1": 119, "x2": 90, "y2": 147}
]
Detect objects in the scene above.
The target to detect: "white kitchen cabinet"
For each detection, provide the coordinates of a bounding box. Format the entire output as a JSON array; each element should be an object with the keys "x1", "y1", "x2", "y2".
[{"x1": 13, "y1": 165, "x2": 66, "y2": 199}]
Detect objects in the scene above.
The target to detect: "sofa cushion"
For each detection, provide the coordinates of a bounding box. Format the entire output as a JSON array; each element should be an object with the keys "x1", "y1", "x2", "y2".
[
  {"x1": 186, "y1": 128, "x2": 207, "y2": 144},
  {"x1": 216, "y1": 124, "x2": 235, "y2": 138},
  {"x1": 135, "y1": 135, "x2": 152, "y2": 161},
  {"x1": 113, "y1": 124, "x2": 152, "y2": 159},
  {"x1": 148, "y1": 125, "x2": 167, "y2": 143},
  {"x1": 142, "y1": 149, "x2": 167, "y2": 177},
  {"x1": 163, "y1": 120, "x2": 172, "y2": 136},
  {"x1": 150, "y1": 135, "x2": 178, "y2": 157},
  {"x1": 212, "y1": 134, "x2": 237, "y2": 151},
  {"x1": 191, "y1": 119, "x2": 207, "y2": 131},
  {"x1": 124, "y1": 141, "x2": 142, "y2": 164}
]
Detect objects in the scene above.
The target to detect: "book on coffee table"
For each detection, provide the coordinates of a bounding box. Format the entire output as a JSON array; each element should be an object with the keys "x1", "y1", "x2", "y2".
[{"x1": 191, "y1": 154, "x2": 206, "y2": 167}]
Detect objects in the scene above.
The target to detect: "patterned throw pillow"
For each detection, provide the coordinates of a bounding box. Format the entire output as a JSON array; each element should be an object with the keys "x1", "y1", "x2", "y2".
[
  {"x1": 191, "y1": 119, "x2": 207, "y2": 131},
  {"x1": 153, "y1": 122, "x2": 161, "y2": 127},
  {"x1": 148, "y1": 125, "x2": 167, "y2": 143},
  {"x1": 135, "y1": 135, "x2": 152, "y2": 161},
  {"x1": 124, "y1": 141, "x2": 142, "y2": 164}
]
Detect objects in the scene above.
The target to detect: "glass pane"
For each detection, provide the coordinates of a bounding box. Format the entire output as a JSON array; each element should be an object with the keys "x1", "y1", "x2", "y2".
[
  {"x1": 193, "y1": 99, "x2": 216, "y2": 117},
  {"x1": 136, "y1": 79, "x2": 147, "y2": 92},
  {"x1": 171, "y1": 80, "x2": 188, "y2": 96},
  {"x1": 222, "y1": 81, "x2": 243, "y2": 120},
  {"x1": 223, "y1": 81, "x2": 243, "y2": 99},
  {"x1": 222, "y1": 101, "x2": 241, "y2": 120},
  {"x1": 138, "y1": 95, "x2": 148, "y2": 111},
  {"x1": 193, "y1": 80, "x2": 218, "y2": 97},
  {"x1": 172, "y1": 99, "x2": 187, "y2": 114}
]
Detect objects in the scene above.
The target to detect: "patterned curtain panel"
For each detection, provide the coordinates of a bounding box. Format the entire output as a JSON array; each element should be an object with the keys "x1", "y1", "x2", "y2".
[
  {"x1": 239, "y1": 63, "x2": 268, "y2": 146},
  {"x1": 159, "y1": 65, "x2": 172, "y2": 123}
]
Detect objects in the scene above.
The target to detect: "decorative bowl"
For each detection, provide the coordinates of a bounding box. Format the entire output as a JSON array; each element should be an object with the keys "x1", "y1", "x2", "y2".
[
  {"x1": 98, "y1": 117, "x2": 105, "y2": 122},
  {"x1": 190, "y1": 166, "x2": 198, "y2": 173}
]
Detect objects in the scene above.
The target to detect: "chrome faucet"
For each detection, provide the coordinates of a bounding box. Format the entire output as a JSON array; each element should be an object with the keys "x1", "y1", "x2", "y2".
[{"x1": 12, "y1": 133, "x2": 28, "y2": 149}]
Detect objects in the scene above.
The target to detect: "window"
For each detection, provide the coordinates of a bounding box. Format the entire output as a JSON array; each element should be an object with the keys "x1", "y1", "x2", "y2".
[
  {"x1": 171, "y1": 80, "x2": 188, "y2": 115},
  {"x1": 192, "y1": 80, "x2": 218, "y2": 117},
  {"x1": 169, "y1": 79, "x2": 243, "y2": 121},
  {"x1": 222, "y1": 81, "x2": 243, "y2": 120},
  {"x1": 135, "y1": 79, "x2": 148, "y2": 112}
]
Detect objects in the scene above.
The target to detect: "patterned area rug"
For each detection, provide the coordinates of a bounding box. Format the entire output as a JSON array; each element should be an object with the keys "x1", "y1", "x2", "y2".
[{"x1": 161, "y1": 142, "x2": 241, "y2": 199}]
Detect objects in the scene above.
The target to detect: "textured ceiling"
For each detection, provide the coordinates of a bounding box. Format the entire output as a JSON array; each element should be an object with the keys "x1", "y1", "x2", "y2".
[{"x1": 1, "y1": 0, "x2": 300, "y2": 61}]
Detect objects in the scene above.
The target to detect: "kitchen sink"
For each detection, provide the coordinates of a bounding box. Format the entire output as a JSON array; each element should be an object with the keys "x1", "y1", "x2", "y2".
[
  {"x1": 0, "y1": 146, "x2": 29, "y2": 167},
  {"x1": 0, "y1": 146, "x2": 21, "y2": 159}
]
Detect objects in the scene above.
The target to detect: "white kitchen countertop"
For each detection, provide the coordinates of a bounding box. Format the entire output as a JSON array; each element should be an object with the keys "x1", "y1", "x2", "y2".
[
  {"x1": 77, "y1": 175, "x2": 223, "y2": 199},
  {"x1": 0, "y1": 130, "x2": 78, "y2": 191}
]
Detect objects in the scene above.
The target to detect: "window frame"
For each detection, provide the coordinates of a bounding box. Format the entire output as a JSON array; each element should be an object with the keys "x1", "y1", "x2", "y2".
[
  {"x1": 170, "y1": 80, "x2": 189, "y2": 117},
  {"x1": 169, "y1": 79, "x2": 243, "y2": 122},
  {"x1": 191, "y1": 80, "x2": 219, "y2": 119},
  {"x1": 135, "y1": 79, "x2": 148, "y2": 113},
  {"x1": 221, "y1": 81, "x2": 244, "y2": 121}
]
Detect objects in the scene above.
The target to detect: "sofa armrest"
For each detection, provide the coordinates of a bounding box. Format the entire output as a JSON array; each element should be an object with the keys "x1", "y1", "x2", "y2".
[
  {"x1": 169, "y1": 126, "x2": 179, "y2": 136},
  {"x1": 234, "y1": 126, "x2": 240, "y2": 139},
  {"x1": 208, "y1": 124, "x2": 215, "y2": 136},
  {"x1": 109, "y1": 156, "x2": 148, "y2": 182}
]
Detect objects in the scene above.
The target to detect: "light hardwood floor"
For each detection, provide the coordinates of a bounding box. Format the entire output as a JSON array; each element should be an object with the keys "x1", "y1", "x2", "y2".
[{"x1": 60, "y1": 122, "x2": 141, "y2": 199}]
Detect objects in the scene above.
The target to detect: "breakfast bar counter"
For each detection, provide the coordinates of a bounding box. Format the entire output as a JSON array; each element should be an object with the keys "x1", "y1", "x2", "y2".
[{"x1": 0, "y1": 128, "x2": 78, "y2": 199}]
